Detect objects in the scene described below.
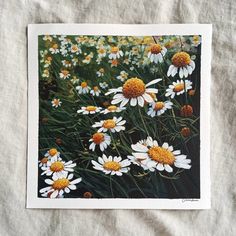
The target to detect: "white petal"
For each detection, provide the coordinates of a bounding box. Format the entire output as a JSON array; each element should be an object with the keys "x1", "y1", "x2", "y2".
[
  {"x1": 164, "y1": 164, "x2": 173, "y2": 173},
  {"x1": 156, "y1": 163, "x2": 164, "y2": 171},
  {"x1": 137, "y1": 96, "x2": 144, "y2": 107},
  {"x1": 146, "y1": 78, "x2": 162, "y2": 87},
  {"x1": 130, "y1": 98, "x2": 137, "y2": 106},
  {"x1": 120, "y1": 98, "x2": 129, "y2": 107},
  {"x1": 142, "y1": 93, "x2": 153, "y2": 103}
]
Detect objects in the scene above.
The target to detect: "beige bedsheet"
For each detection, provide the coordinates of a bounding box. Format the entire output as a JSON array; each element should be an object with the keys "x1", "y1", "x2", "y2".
[{"x1": 0, "y1": 0, "x2": 235, "y2": 235}]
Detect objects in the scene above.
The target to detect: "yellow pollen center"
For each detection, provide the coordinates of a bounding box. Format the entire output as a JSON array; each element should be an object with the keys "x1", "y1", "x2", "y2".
[
  {"x1": 81, "y1": 82, "x2": 87, "y2": 88},
  {"x1": 111, "y1": 46, "x2": 119, "y2": 53},
  {"x1": 72, "y1": 45, "x2": 78, "y2": 51},
  {"x1": 103, "y1": 119, "x2": 116, "y2": 129},
  {"x1": 111, "y1": 59, "x2": 118, "y2": 66},
  {"x1": 107, "y1": 105, "x2": 117, "y2": 111},
  {"x1": 172, "y1": 52, "x2": 191, "y2": 67},
  {"x1": 92, "y1": 133, "x2": 105, "y2": 144},
  {"x1": 53, "y1": 99, "x2": 60, "y2": 106},
  {"x1": 50, "y1": 161, "x2": 64, "y2": 172},
  {"x1": 52, "y1": 178, "x2": 70, "y2": 190},
  {"x1": 148, "y1": 146, "x2": 175, "y2": 165},
  {"x1": 52, "y1": 44, "x2": 58, "y2": 49},
  {"x1": 154, "y1": 102, "x2": 165, "y2": 111},
  {"x1": 99, "y1": 68, "x2": 104, "y2": 73},
  {"x1": 49, "y1": 148, "x2": 57, "y2": 156},
  {"x1": 93, "y1": 86, "x2": 99, "y2": 91},
  {"x1": 122, "y1": 78, "x2": 146, "y2": 98},
  {"x1": 98, "y1": 48, "x2": 105, "y2": 54},
  {"x1": 86, "y1": 106, "x2": 97, "y2": 111},
  {"x1": 61, "y1": 70, "x2": 69, "y2": 76},
  {"x1": 150, "y1": 44, "x2": 162, "y2": 54},
  {"x1": 103, "y1": 161, "x2": 121, "y2": 171},
  {"x1": 174, "y1": 83, "x2": 185, "y2": 92}
]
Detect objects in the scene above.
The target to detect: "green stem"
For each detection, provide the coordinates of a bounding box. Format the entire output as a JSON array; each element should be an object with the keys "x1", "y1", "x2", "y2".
[{"x1": 138, "y1": 106, "x2": 150, "y2": 136}]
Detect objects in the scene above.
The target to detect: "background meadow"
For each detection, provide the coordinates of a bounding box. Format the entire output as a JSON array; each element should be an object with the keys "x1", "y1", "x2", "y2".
[{"x1": 38, "y1": 34, "x2": 201, "y2": 198}]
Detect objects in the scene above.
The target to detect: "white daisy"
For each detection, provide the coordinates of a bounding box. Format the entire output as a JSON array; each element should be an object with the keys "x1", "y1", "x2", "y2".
[
  {"x1": 191, "y1": 35, "x2": 201, "y2": 47},
  {"x1": 108, "y1": 46, "x2": 124, "y2": 60},
  {"x1": 100, "y1": 105, "x2": 125, "y2": 114},
  {"x1": 61, "y1": 60, "x2": 72, "y2": 68},
  {"x1": 76, "y1": 82, "x2": 91, "y2": 94},
  {"x1": 49, "y1": 43, "x2": 59, "y2": 54},
  {"x1": 70, "y1": 44, "x2": 81, "y2": 54},
  {"x1": 99, "y1": 82, "x2": 108, "y2": 89},
  {"x1": 44, "y1": 148, "x2": 61, "y2": 160},
  {"x1": 116, "y1": 71, "x2": 128, "y2": 82},
  {"x1": 38, "y1": 157, "x2": 49, "y2": 168},
  {"x1": 51, "y1": 98, "x2": 62, "y2": 108},
  {"x1": 90, "y1": 86, "x2": 101, "y2": 96},
  {"x1": 148, "y1": 44, "x2": 167, "y2": 63},
  {"x1": 130, "y1": 137, "x2": 191, "y2": 173},
  {"x1": 165, "y1": 80, "x2": 192, "y2": 99},
  {"x1": 106, "y1": 77, "x2": 162, "y2": 107},
  {"x1": 89, "y1": 132, "x2": 111, "y2": 151},
  {"x1": 147, "y1": 101, "x2": 173, "y2": 117},
  {"x1": 43, "y1": 35, "x2": 53, "y2": 42},
  {"x1": 92, "y1": 117, "x2": 126, "y2": 133},
  {"x1": 40, "y1": 173, "x2": 82, "y2": 198},
  {"x1": 97, "y1": 46, "x2": 107, "y2": 58},
  {"x1": 59, "y1": 69, "x2": 70, "y2": 79},
  {"x1": 96, "y1": 68, "x2": 105, "y2": 77},
  {"x1": 167, "y1": 52, "x2": 195, "y2": 78},
  {"x1": 77, "y1": 106, "x2": 102, "y2": 115},
  {"x1": 41, "y1": 156, "x2": 76, "y2": 178},
  {"x1": 82, "y1": 53, "x2": 93, "y2": 64},
  {"x1": 91, "y1": 154, "x2": 131, "y2": 176},
  {"x1": 42, "y1": 69, "x2": 50, "y2": 78}
]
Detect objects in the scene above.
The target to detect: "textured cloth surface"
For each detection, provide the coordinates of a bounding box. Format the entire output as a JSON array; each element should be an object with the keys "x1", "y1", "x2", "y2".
[{"x1": 0, "y1": 0, "x2": 235, "y2": 235}]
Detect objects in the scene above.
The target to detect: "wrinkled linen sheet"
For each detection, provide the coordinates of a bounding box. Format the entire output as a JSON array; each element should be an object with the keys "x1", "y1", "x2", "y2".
[{"x1": 0, "y1": 0, "x2": 235, "y2": 235}]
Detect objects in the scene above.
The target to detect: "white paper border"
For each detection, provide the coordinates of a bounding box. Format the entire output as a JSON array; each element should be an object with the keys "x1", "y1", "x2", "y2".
[{"x1": 27, "y1": 24, "x2": 212, "y2": 209}]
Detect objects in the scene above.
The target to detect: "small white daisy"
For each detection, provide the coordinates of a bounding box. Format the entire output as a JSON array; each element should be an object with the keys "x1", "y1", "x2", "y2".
[
  {"x1": 76, "y1": 82, "x2": 91, "y2": 94},
  {"x1": 44, "y1": 148, "x2": 61, "y2": 160},
  {"x1": 77, "y1": 106, "x2": 102, "y2": 115},
  {"x1": 82, "y1": 53, "x2": 93, "y2": 64},
  {"x1": 42, "y1": 69, "x2": 50, "y2": 78},
  {"x1": 40, "y1": 173, "x2": 82, "y2": 198},
  {"x1": 116, "y1": 71, "x2": 128, "y2": 82},
  {"x1": 100, "y1": 105, "x2": 125, "y2": 114},
  {"x1": 191, "y1": 35, "x2": 201, "y2": 47},
  {"x1": 38, "y1": 157, "x2": 49, "y2": 168},
  {"x1": 130, "y1": 137, "x2": 191, "y2": 173},
  {"x1": 147, "y1": 101, "x2": 173, "y2": 117},
  {"x1": 108, "y1": 46, "x2": 124, "y2": 60},
  {"x1": 89, "y1": 132, "x2": 111, "y2": 151},
  {"x1": 148, "y1": 44, "x2": 167, "y2": 63},
  {"x1": 92, "y1": 117, "x2": 126, "y2": 133},
  {"x1": 106, "y1": 77, "x2": 162, "y2": 107},
  {"x1": 165, "y1": 80, "x2": 192, "y2": 99},
  {"x1": 51, "y1": 98, "x2": 62, "y2": 108},
  {"x1": 61, "y1": 60, "x2": 72, "y2": 68},
  {"x1": 91, "y1": 154, "x2": 131, "y2": 176},
  {"x1": 97, "y1": 46, "x2": 107, "y2": 58},
  {"x1": 43, "y1": 35, "x2": 53, "y2": 42},
  {"x1": 49, "y1": 43, "x2": 59, "y2": 54},
  {"x1": 41, "y1": 156, "x2": 76, "y2": 178},
  {"x1": 99, "y1": 82, "x2": 108, "y2": 89},
  {"x1": 59, "y1": 69, "x2": 70, "y2": 79},
  {"x1": 96, "y1": 68, "x2": 105, "y2": 77},
  {"x1": 90, "y1": 86, "x2": 101, "y2": 96},
  {"x1": 167, "y1": 52, "x2": 195, "y2": 78},
  {"x1": 70, "y1": 44, "x2": 81, "y2": 54}
]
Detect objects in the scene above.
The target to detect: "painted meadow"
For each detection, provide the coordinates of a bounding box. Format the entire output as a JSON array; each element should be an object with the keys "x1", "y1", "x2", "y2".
[{"x1": 38, "y1": 34, "x2": 201, "y2": 199}]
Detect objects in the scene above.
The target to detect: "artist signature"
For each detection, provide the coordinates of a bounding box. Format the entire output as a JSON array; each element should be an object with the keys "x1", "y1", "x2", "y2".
[{"x1": 182, "y1": 199, "x2": 199, "y2": 203}]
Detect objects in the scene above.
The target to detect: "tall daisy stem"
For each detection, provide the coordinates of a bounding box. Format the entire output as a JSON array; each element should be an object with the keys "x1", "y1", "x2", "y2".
[
  {"x1": 110, "y1": 131, "x2": 121, "y2": 156},
  {"x1": 138, "y1": 106, "x2": 150, "y2": 136}
]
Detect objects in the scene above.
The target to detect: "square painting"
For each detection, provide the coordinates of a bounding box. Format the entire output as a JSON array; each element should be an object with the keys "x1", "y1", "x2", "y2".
[{"x1": 27, "y1": 24, "x2": 211, "y2": 209}]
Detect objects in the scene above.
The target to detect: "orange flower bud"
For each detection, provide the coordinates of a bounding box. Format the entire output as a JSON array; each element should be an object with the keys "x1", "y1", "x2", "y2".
[
  {"x1": 83, "y1": 191, "x2": 93, "y2": 198},
  {"x1": 180, "y1": 127, "x2": 191, "y2": 137},
  {"x1": 180, "y1": 105, "x2": 193, "y2": 117}
]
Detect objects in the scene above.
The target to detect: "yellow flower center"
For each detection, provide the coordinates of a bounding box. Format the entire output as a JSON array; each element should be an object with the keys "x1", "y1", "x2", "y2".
[
  {"x1": 172, "y1": 52, "x2": 191, "y2": 67},
  {"x1": 122, "y1": 78, "x2": 146, "y2": 98},
  {"x1": 174, "y1": 83, "x2": 184, "y2": 92},
  {"x1": 49, "y1": 148, "x2": 57, "y2": 156},
  {"x1": 148, "y1": 146, "x2": 175, "y2": 165},
  {"x1": 92, "y1": 132, "x2": 105, "y2": 144},
  {"x1": 53, "y1": 99, "x2": 60, "y2": 106},
  {"x1": 40, "y1": 157, "x2": 48, "y2": 164},
  {"x1": 52, "y1": 44, "x2": 58, "y2": 49},
  {"x1": 86, "y1": 106, "x2": 97, "y2": 111},
  {"x1": 103, "y1": 119, "x2": 116, "y2": 129},
  {"x1": 154, "y1": 102, "x2": 165, "y2": 111},
  {"x1": 81, "y1": 82, "x2": 88, "y2": 88},
  {"x1": 61, "y1": 70, "x2": 69, "y2": 76},
  {"x1": 150, "y1": 44, "x2": 162, "y2": 54},
  {"x1": 72, "y1": 45, "x2": 78, "y2": 51},
  {"x1": 99, "y1": 68, "x2": 104, "y2": 73},
  {"x1": 52, "y1": 178, "x2": 70, "y2": 190},
  {"x1": 98, "y1": 48, "x2": 105, "y2": 54},
  {"x1": 93, "y1": 86, "x2": 99, "y2": 91},
  {"x1": 103, "y1": 161, "x2": 121, "y2": 171},
  {"x1": 111, "y1": 59, "x2": 118, "y2": 66},
  {"x1": 50, "y1": 161, "x2": 64, "y2": 172},
  {"x1": 107, "y1": 105, "x2": 117, "y2": 111},
  {"x1": 111, "y1": 46, "x2": 119, "y2": 54}
]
